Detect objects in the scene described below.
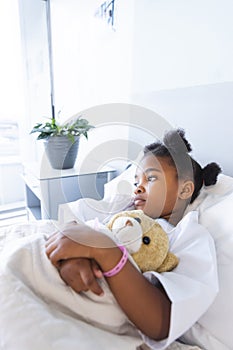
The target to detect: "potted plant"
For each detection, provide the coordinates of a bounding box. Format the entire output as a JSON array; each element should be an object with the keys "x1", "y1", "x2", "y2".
[{"x1": 31, "y1": 115, "x2": 94, "y2": 169}]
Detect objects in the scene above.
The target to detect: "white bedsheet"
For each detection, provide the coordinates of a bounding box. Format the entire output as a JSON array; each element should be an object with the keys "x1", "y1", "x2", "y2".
[{"x1": 0, "y1": 221, "x2": 202, "y2": 350}]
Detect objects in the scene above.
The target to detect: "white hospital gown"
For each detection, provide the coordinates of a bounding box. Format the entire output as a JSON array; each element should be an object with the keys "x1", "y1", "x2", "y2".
[
  {"x1": 59, "y1": 198, "x2": 219, "y2": 350},
  {"x1": 141, "y1": 212, "x2": 218, "y2": 349}
]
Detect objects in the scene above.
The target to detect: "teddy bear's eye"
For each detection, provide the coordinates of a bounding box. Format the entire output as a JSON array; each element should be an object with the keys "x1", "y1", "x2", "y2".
[
  {"x1": 134, "y1": 217, "x2": 141, "y2": 224},
  {"x1": 143, "y1": 236, "x2": 151, "y2": 245}
]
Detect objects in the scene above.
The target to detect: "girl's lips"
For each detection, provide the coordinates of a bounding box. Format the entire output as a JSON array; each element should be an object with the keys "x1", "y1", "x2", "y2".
[{"x1": 134, "y1": 199, "x2": 146, "y2": 207}]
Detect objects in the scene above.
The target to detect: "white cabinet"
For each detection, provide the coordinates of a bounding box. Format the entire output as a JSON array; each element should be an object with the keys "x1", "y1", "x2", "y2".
[{"x1": 23, "y1": 163, "x2": 116, "y2": 220}]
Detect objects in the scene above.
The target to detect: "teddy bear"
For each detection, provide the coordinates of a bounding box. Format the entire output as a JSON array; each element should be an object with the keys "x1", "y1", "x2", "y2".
[{"x1": 107, "y1": 209, "x2": 179, "y2": 273}]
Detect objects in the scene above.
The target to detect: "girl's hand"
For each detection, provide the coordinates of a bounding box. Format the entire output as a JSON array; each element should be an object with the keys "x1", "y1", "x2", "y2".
[
  {"x1": 45, "y1": 221, "x2": 115, "y2": 267},
  {"x1": 58, "y1": 258, "x2": 104, "y2": 296},
  {"x1": 45, "y1": 230, "x2": 90, "y2": 267}
]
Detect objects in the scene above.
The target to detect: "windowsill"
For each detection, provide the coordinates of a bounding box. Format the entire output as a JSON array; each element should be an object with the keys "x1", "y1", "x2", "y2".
[{"x1": 0, "y1": 201, "x2": 26, "y2": 213}]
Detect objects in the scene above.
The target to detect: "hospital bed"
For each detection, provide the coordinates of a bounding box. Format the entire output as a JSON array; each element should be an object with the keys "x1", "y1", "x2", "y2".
[{"x1": 0, "y1": 159, "x2": 233, "y2": 349}]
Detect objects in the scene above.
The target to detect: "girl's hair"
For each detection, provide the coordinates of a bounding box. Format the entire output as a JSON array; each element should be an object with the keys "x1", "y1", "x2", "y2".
[{"x1": 143, "y1": 128, "x2": 221, "y2": 203}]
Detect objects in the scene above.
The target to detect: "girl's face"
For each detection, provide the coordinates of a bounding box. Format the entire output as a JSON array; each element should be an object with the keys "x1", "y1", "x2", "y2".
[{"x1": 133, "y1": 154, "x2": 180, "y2": 220}]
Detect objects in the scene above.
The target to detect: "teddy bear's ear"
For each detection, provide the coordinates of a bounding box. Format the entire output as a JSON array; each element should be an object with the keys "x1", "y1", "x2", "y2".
[{"x1": 156, "y1": 252, "x2": 179, "y2": 273}]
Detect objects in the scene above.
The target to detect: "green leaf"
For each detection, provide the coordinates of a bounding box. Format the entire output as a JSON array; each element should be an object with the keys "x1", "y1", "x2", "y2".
[{"x1": 30, "y1": 115, "x2": 94, "y2": 139}]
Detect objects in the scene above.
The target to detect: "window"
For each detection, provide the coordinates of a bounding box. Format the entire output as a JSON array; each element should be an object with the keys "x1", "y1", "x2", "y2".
[
  {"x1": 0, "y1": 0, "x2": 25, "y2": 211},
  {"x1": 0, "y1": 120, "x2": 20, "y2": 157}
]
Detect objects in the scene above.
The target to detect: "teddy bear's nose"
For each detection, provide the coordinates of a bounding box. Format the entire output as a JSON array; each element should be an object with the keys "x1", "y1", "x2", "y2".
[{"x1": 143, "y1": 236, "x2": 151, "y2": 245}]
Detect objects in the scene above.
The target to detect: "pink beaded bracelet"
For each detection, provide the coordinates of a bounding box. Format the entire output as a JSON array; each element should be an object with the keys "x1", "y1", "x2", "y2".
[{"x1": 103, "y1": 246, "x2": 128, "y2": 278}]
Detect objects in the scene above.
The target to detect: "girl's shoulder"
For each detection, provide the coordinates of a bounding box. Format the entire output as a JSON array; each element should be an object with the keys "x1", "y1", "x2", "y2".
[
  {"x1": 157, "y1": 210, "x2": 214, "y2": 250},
  {"x1": 156, "y1": 210, "x2": 199, "y2": 234}
]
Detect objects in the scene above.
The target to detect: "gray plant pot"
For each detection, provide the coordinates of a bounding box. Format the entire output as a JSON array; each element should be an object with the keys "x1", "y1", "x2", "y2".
[{"x1": 44, "y1": 136, "x2": 80, "y2": 169}]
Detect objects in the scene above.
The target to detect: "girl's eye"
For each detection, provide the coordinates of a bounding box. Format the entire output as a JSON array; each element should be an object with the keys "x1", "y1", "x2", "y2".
[{"x1": 147, "y1": 175, "x2": 157, "y2": 182}]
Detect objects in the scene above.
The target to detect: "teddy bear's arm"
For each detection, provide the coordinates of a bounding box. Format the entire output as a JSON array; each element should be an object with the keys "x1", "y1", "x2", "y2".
[{"x1": 156, "y1": 252, "x2": 179, "y2": 273}]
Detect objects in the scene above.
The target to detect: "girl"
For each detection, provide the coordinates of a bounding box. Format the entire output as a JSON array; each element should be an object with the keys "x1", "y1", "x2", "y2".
[{"x1": 45, "y1": 128, "x2": 221, "y2": 349}]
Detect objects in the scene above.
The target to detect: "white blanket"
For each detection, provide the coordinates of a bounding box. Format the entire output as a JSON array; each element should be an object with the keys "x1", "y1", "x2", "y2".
[{"x1": 0, "y1": 222, "x2": 202, "y2": 350}]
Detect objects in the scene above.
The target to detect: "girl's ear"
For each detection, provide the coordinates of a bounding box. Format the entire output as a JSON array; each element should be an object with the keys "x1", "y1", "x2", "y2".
[{"x1": 179, "y1": 180, "x2": 194, "y2": 200}]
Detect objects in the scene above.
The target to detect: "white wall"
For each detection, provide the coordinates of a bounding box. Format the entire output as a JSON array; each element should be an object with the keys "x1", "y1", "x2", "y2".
[
  {"x1": 132, "y1": 0, "x2": 233, "y2": 93},
  {"x1": 51, "y1": 0, "x2": 135, "y2": 118},
  {"x1": 132, "y1": 82, "x2": 233, "y2": 176},
  {"x1": 19, "y1": 0, "x2": 233, "y2": 176},
  {"x1": 130, "y1": 0, "x2": 233, "y2": 176}
]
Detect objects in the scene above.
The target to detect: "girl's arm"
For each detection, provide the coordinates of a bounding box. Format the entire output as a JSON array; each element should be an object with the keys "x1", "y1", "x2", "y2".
[
  {"x1": 97, "y1": 247, "x2": 171, "y2": 340},
  {"x1": 45, "y1": 223, "x2": 171, "y2": 340}
]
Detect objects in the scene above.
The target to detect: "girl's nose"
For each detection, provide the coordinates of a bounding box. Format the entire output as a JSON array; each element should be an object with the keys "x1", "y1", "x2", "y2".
[{"x1": 134, "y1": 184, "x2": 145, "y2": 194}]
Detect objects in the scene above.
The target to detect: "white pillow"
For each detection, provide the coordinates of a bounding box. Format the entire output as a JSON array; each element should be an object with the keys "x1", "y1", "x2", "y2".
[
  {"x1": 58, "y1": 164, "x2": 136, "y2": 224},
  {"x1": 183, "y1": 174, "x2": 233, "y2": 349},
  {"x1": 186, "y1": 174, "x2": 233, "y2": 246},
  {"x1": 103, "y1": 164, "x2": 136, "y2": 200}
]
